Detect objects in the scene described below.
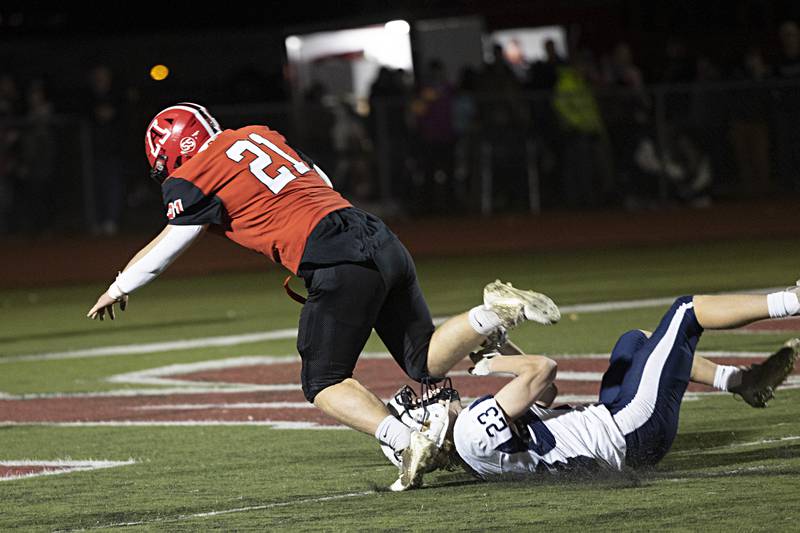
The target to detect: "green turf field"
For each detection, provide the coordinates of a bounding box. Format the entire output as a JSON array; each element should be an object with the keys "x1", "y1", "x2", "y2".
[{"x1": 1, "y1": 237, "x2": 799, "y2": 531}]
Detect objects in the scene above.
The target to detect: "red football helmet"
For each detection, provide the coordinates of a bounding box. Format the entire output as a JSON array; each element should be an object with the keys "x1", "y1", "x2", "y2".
[{"x1": 144, "y1": 102, "x2": 222, "y2": 183}]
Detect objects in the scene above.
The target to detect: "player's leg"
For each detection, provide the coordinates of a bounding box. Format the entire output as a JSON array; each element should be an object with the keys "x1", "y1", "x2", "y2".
[
  {"x1": 369, "y1": 238, "x2": 560, "y2": 489},
  {"x1": 313, "y1": 379, "x2": 389, "y2": 434},
  {"x1": 693, "y1": 289, "x2": 799, "y2": 329},
  {"x1": 427, "y1": 312, "x2": 486, "y2": 377},
  {"x1": 693, "y1": 294, "x2": 770, "y2": 329},
  {"x1": 371, "y1": 237, "x2": 559, "y2": 379},
  {"x1": 689, "y1": 341, "x2": 799, "y2": 407},
  {"x1": 298, "y1": 256, "x2": 445, "y2": 491},
  {"x1": 688, "y1": 354, "x2": 744, "y2": 395},
  {"x1": 605, "y1": 296, "x2": 701, "y2": 467},
  {"x1": 691, "y1": 291, "x2": 800, "y2": 406},
  {"x1": 370, "y1": 238, "x2": 481, "y2": 380},
  {"x1": 606, "y1": 293, "x2": 799, "y2": 467},
  {"x1": 297, "y1": 262, "x2": 389, "y2": 435},
  {"x1": 638, "y1": 292, "x2": 798, "y2": 404},
  {"x1": 688, "y1": 353, "x2": 722, "y2": 386},
  {"x1": 598, "y1": 329, "x2": 649, "y2": 405},
  {"x1": 599, "y1": 329, "x2": 732, "y2": 405},
  {"x1": 427, "y1": 280, "x2": 561, "y2": 376}
]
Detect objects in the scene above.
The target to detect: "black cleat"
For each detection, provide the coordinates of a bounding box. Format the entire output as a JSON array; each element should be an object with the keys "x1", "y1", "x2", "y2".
[{"x1": 730, "y1": 338, "x2": 799, "y2": 408}]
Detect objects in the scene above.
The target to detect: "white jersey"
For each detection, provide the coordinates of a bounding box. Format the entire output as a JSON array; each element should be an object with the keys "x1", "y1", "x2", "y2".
[{"x1": 453, "y1": 395, "x2": 627, "y2": 479}]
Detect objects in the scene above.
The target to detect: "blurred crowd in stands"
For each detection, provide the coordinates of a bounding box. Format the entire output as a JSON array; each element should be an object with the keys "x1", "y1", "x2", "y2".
[
  {"x1": 0, "y1": 65, "x2": 144, "y2": 236},
  {"x1": 4, "y1": 21, "x2": 800, "y2": 235},
  {"x1": 302, "y1": 20, "x2": 800, "y2": 217}
]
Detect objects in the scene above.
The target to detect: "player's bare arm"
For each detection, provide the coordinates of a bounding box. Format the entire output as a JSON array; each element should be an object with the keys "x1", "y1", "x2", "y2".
[
  {"x1": 489, "y1": 355, "x2": 558, "y2": 421},
  {"x1": 470, "y1": 333, "x2": 560, "y2": 407},
  {"x1": 87, "y1": 224, "x2": 207, "y2": 320}
]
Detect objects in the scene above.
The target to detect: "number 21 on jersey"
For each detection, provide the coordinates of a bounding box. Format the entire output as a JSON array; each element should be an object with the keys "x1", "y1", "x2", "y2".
[{"x1": 226, "y1": 132, "x2": 319, "y2": 194}]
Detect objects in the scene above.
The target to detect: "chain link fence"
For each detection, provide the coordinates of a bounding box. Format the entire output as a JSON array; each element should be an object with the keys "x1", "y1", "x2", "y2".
[{"x1": 1, "y1": 80, "x2": 798, "y2": 235}]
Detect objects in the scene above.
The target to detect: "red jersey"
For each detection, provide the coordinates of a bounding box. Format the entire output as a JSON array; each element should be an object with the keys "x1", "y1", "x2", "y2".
[{"x1": 161, "y1": 125, "x2": 351, "y2": 273}]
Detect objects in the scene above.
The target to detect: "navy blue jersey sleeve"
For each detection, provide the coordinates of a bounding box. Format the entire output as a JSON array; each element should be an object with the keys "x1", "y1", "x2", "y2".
[{"x1": 161, "y1": 177, "x2": 224, "y2": 226}]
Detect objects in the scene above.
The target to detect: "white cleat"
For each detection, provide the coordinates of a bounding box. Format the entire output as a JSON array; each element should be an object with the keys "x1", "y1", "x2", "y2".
[
  {"x1": 389, "y1": 431, "x2": 438, "y2": 492},
  {"x1": 483, "y1": 279, "x2": 561, "y2": 328}
]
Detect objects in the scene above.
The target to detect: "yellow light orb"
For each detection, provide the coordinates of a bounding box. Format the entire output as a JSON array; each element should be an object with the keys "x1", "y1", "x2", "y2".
[{"x1": 150, "y1": 64, "x2": 169, "y2": 81}]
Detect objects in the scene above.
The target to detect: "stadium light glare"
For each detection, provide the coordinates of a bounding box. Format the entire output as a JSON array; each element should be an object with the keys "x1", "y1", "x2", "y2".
[
  {"x1": 285, "y1": 35, "x2": 302, "y2": 52},
  {"x1": 149, "y1": 64, "x2": 169, "y2": 81},
  {"x1": 385, "y1": 20, "x2": 410, "y2": 35}
]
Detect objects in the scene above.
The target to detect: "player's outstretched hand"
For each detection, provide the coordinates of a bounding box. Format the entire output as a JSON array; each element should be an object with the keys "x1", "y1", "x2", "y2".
[{"x1": 87, "y1": 292, "x2": 128, "y2": 321}]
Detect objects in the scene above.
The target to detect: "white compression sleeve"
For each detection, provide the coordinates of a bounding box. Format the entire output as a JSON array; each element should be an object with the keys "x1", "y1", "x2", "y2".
[{"x1": 109, "y1": 224, "x2": 205, "y2": 296}]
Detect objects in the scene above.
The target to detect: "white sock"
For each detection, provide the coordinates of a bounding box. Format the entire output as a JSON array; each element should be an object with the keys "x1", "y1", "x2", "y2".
[
  {"x1": 713, "y1": 365, "x2": 743, "y2": 392},
  {"x1": 767, "y1": 291, "x2": 800, "y2": 318},
  {"x1": 468, "y1": 305, "x2": 503, "y2": 335},
  {"x1": 375, "y1": 415, "x2": 411, "y2": 452}
]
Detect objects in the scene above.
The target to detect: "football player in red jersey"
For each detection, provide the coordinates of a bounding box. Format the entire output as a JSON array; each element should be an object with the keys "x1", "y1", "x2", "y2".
[{"x1": 87, "y1": 103, "x2": 561, "y2": 489}]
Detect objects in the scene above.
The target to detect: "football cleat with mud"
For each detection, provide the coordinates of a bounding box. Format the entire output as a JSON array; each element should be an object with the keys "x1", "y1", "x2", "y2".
[
  {"x1": 389, "y1": 431, "x2": 438, "y2": 492},
  {"x1": 730, "y1": 338, "x2": 799, "y2": 408},
  {"x1": 483, "y1": 280, "x2": 561, "y2": 328}
]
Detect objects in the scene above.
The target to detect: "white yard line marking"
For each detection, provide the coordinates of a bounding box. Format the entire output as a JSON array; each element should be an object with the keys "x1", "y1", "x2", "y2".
[
  {"x1": 0, "y1": 421, "x2": 348, "y2": 429},
  {"x1": 718, "y1": 435, "x2": 800, "y2": 447},
  {"x1": 707, "y1": 327, "x2": 800, "y2": 336},
  {"x1": 0, "y1": 459, "x2": 136, "y2": 481},
  {"x1": 662, "y1": 465, "x2": 771, "y2": 482},
  {"x1": 0, "y1": 385, "x2": 300, "y2": 400},
  {"x1": 59, "y1": 490, "x2": 376, "y2": 531},
  {"x1": 451, "y1": 370, "x2": 606, "y2": 381},
  {"x1": 558, "y1": 287, "x2": 782, "y2": 314},
  {"x1": 0, "y1": 459, "x2": 136, "y2": 467},
  {"x1": 104, "y1": 352, "x2": 390, "y2": 391},
  {"x1": 552, "y1": 386, "x2": 799, "y2": 406},
  {"x1": 103, "y1": 350, "x2": 785, "y2": 389},
  {"x1": 5, "y1": 385, "x2": 800, "y2": 428},
  {"x1": 1, "y1": 329, "x2": 300, "y2": 363},
  {"x1": 132, "y1": 402, "x2": 314, "y2": 410},
  {"x1": 552, "y1": 350, "x2": 778, "y2": 359},
  {"x1": 671, "y1": 435, "x2": 800, "y2": 457},
  {"x1": 0, "y1": 351, "x2": 794, "y2": 401},
  {"x1": 561, "y1": 297, "x2": 678, "y2": 314},
  {"x1": 3, "y1": 379, "x2": 796, "y2": 402},
  {"x1": 5, "y1": 288, "x2": 786, "y2": 363},
  {"x1": 106, "y1": 354, "x2": 301, "y2": 388}
]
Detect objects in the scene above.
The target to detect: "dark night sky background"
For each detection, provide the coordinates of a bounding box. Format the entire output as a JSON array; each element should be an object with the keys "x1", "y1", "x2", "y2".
[
  {"x1": 4, "y1": 1, "x2": 800, "y2": 108},
  {"x1": 4, "y1": 1, "x2": 800, "y2": 233}
]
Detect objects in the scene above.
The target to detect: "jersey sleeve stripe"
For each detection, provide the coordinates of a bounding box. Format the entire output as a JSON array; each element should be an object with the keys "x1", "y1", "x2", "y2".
[
  {"x1": 468, "y1": 395, "x2": 493, "y2": 411},
  {"x1": 163, "y1": 104, "x2": 221, "y2": 138}
]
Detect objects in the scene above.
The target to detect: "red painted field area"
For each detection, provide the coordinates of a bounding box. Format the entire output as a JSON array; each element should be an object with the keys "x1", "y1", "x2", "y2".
[
  {"x1": 744, "y1": 316, "x2": 800, "y2": 332},
  {"x1": 2, "y1": 355, "x2": 796, "y2": 427},
  {"x1": 0, "y1": 466, "x2": 68, "y2": 478}
]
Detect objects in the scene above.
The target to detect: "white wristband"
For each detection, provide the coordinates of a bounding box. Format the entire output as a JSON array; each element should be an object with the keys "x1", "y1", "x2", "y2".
[
  {"x1": 107, "y1": 282, "x2": 126, "y2": 300},
  {"x1": 470, "y1": 357, "x2": 494, "y2": 376}
]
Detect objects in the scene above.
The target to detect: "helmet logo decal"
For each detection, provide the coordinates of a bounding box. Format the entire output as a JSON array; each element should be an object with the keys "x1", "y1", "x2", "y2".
[
  {"x1": 147, "y1": 120, "x2": 172, "y2": 157},
  {"x1": 179, "y1": 136, "x2": 197, "y2": 154}
]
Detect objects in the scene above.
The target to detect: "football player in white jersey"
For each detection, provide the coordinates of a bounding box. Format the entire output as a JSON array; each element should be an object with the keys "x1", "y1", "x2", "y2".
[{"x1": 386, "y1": 286, "x2": 800, "y2": 485}]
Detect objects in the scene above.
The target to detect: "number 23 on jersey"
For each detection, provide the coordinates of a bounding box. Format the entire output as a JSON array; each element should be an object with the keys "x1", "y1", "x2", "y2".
[{"x1": 476, "y1": 405, "x2": 509, "y2": 438}]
